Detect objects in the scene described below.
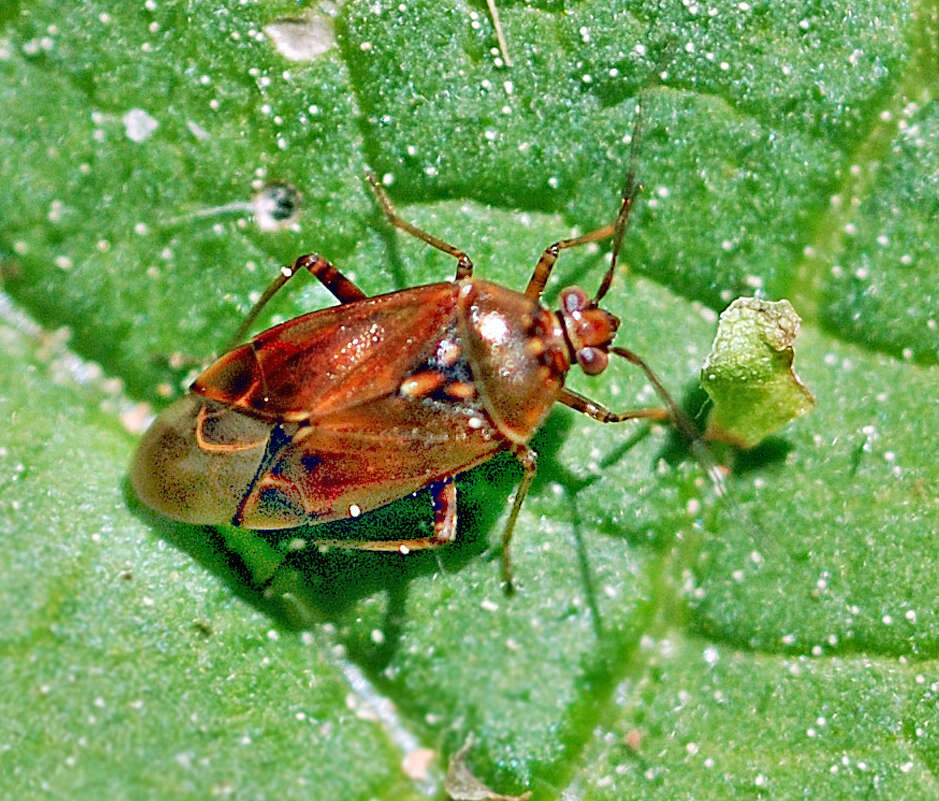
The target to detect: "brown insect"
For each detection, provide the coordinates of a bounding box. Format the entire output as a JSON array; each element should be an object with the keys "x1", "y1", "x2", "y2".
[{"x1": 132, "y1": 168, "x2": 695, "y2": 590}]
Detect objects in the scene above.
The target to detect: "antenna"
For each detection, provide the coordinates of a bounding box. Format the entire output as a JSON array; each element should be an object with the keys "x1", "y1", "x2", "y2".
[{"x1": 594, "y1": 103, "x2": 644, "y2": 304}]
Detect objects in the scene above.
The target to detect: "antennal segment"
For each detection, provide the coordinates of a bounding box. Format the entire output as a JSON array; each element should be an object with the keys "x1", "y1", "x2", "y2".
[{"x1": 594, "y1": 103, "x2": 644, "y2": 304}]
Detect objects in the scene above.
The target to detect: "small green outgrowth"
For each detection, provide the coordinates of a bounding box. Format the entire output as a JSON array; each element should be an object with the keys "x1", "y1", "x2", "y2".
[{"x1": 700, "y1": 298, "x2": 815, "y2": 449}]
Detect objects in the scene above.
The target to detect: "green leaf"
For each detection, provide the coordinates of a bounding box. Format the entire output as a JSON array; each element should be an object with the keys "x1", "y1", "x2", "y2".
[
  {"x1": 1, "y1": 2, "x2": 937, "y2": 800},
  {"x1": 700, "y1": 297, "x2": 815, "y2": 448}
]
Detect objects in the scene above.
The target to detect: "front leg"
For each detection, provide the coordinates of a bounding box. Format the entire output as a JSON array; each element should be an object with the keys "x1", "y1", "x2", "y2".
[
  {"x1": 558, "y1": 387, "x2": 669, "y2": 423},
  {"x1": 561, "y1": 380, "x2": 727, "y2": 497}
]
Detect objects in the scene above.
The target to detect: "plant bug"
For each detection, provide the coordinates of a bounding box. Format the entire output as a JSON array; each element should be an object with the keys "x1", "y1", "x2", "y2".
[{"x1": 132, "y1": 158, "x2": 701, "y2": 591}]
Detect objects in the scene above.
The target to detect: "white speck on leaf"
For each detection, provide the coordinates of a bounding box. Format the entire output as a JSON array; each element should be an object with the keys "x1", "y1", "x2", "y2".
[
  {"x1": 122, "y1": 108, "x2": 158, "y2": 142},
  {"x1": 264, "y1": 15, "x2": 335, "y2": 61}
]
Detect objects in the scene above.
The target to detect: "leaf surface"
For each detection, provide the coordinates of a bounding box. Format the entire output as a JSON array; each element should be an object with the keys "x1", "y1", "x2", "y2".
[{"x1": 1, "y1": 2, "x2": 937, "y2": 799}]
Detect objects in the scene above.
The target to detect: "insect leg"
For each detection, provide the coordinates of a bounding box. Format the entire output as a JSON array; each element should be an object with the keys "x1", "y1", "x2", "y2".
[
  {"x1": 560, "y1": 346, "x2": 694, "y2": 439},
  {"x1": 365, "y1": 171, "x2": 474, "y2": 280},
  {"x1": 563, "y1": 350, "x2": 729, "y2": 497},
  {"x1": 500, "y1": 444, "x2": 538, "y2": 594},
  {"x1": 558, "y1": 387, "x2": 669, "y2": 423},
  {"x1": 524, "y1": 224, "x2": 616, "y2": 300},
  {"x1": 526, "y1": 110, "x2": 643, "y2": 301},
  {"x1": 224, "y1": 253, "x2": 367, "y2": 350},
  {"x1": 608, "y1": 346, "x2": 700, "y2": 443},
  {"x1": 299, "y1": 253, "x2": 368, "y2": 304},
  {"x1": 312, "y1": 478, "x2": 459, "y2": 553}
]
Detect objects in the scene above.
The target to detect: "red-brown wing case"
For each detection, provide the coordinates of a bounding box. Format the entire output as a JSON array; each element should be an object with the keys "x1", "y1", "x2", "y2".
[
  {"x1": 166, "y1": 281, "x2": 509, "y2": 527},
  {"x1": 235, "y1": 393, "x2": 505, "y2": 528},
  {"x1": 192, "y1": 283, "x2": 460, "y2": 421}
]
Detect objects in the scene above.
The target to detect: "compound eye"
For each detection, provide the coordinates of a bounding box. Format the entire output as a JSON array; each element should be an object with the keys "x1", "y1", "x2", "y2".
[
  {"x1": 576, "y1": 347, "x2": 608, "y2": 375},
  {"x1": 561, "y1": 287, "x2": 590, "y2": 314}
]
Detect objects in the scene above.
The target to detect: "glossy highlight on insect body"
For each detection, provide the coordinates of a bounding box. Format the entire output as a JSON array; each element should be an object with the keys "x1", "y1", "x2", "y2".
[{"x1": 132, "y1": 165, "x2": 691, "y2": 590}]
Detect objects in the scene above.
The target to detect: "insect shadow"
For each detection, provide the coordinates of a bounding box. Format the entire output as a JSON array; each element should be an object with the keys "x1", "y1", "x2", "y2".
[
  {"x1": 730, "y1": 436, "x2": 794, "y2": 473},
  {"x1": 123, "y1": 460, "x2": 517, "y2": 640},
  {"x1": 123, "y1": 386, "x2": 666, "y2": 651}
]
